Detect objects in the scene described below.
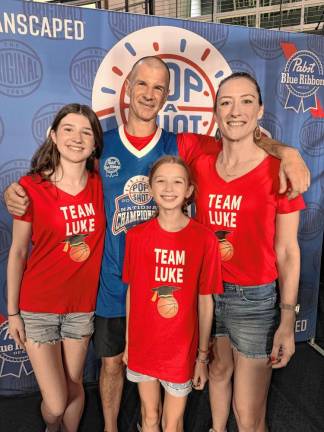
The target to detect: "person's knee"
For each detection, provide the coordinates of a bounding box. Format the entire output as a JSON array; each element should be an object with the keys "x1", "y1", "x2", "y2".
[
  {"x1": 142, "y1": 405, "x2": 160, "y2": 428},
  {"x1": 233, "y1": 401, "x2": 263, "y2": 432},
  {"x1": 209, "y1": 359, "x2": 233, "y2": 382},
  {"x1": 42, "y1": 398, "x2": 67, "y2": 419},
  {"x1": 101, "y1": 355, "x2": 124, "y2": 378}
]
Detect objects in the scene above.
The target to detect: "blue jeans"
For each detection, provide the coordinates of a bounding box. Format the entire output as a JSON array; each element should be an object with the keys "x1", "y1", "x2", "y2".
[{"x1": 214, "y1": 281, "x2": 279, "y2": 358}]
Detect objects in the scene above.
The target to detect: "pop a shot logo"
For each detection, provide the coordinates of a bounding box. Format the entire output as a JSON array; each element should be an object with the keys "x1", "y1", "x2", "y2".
[
  {"x1": 0, "y1": 321, "x2": 33, "y2": 378},
  {"x1": 281, "y1": 50, "x2": 324, "y2": 113},
  {"x1": 93, "y1": 26, "x2": 231, "y2": 135},
  {"x1": 0, "y1": 40, "x2": 42, "y2": 97},
  {"x1": 112, "y1": 175, "x2": 156, "y2": 235}
]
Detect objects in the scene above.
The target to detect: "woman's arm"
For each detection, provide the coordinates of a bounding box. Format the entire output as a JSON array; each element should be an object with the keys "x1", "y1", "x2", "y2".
[
  {"x1": 192, "y1": 294, "x2": 214, "y2": 390},
  {"x1": 7, "y1": 219, "x2": 32, "y2": 348},
  {"x1": 122, "y1": 285, "x2": 130, "y2": 365},
  {"x1": 257, "y1": 136, "x2": 310, "y2": 199},
  {"x1": 271, "y1": 211, "x2": 301, "y2": 369}
]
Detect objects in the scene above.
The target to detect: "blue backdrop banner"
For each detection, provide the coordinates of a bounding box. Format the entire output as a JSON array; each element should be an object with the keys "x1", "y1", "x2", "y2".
[{"x1": 0, "y1": 0, "x2": 323, "y2": 394}]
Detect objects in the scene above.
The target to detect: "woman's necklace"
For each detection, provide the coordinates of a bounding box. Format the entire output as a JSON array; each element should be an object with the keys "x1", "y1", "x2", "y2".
[{"x1": 217, "y1": 152, "x2": 264, "y2": 179}]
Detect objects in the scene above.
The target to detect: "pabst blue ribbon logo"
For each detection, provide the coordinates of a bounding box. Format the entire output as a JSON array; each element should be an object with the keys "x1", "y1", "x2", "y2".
[
  {"x1": 0, "y1": 40, "x2": 43, "y2": 97},
  {"x1": 104, "y1": 157, "x2": 121, "y2": 177},
  {"x1": 70, "y1": 48, "x2": 107, "y2": 99},
  {"x1": 0, "y1": 321, "x2": 33, "y2": 378},
  {"x1": 32, "y1": 103, "x2": 65, "y2": 145},
  {"x1": 112, "y1": 175, "x2": 156, "y2": 235},
  {"x1": 92, "y1": 26, "x2": 231, "y2": 135},
  {"x1": 281, "y1": 50, "x2": 324, "y2": 113},
  {"x1": 0, "y1": 159, "x2": 30, "y2": 204}
]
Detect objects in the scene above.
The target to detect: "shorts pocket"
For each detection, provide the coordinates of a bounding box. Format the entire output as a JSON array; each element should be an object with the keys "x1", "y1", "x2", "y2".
[{"x1": 240, "y1": 283, "x2": 277, "y2": 303}]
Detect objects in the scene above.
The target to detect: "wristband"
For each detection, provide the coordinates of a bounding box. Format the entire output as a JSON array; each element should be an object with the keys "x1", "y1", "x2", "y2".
[
  {"x1": 196, "y1": 357, "x2": 209, "y2": 364},
  {"x1": 279, "y1": 303, "x2": 300, "y2": 314},
  {"x1": 8, "y1": 311, "x2": 20, "y2": 317}
]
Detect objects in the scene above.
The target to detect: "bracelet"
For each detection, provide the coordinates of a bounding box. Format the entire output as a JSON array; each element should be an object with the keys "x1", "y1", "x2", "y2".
[
  {"x1": 196, "y1": 357, "x2": 209, "y2": 364},
  {"x1": 279, "y1": 303, "x2": 300, "y2": 314},
  {"x1": 8, "y1": 311, "x2": 20, "y2": 317},
  {"x1": 198, "y1": 347, "x2": 209, "y2": 354}
]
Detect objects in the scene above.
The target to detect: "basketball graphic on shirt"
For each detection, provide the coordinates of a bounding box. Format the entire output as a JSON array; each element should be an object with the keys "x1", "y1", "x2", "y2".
[
  {"x1": 157, "y1": 296, "x2": 179, "y2": 319},
  {"x1": 152, "y1": 285, "x2": 180, "y2": 319},
  {"x1": 62, "y1": 234, "x2": 91, "y2": 262},
  {"x1": 215, "y1": 230, "x2": 234, "y2": 262}
]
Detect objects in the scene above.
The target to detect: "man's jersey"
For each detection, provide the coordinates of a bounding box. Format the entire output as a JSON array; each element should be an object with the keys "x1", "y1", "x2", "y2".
[{"x1": 96, "y1": 126, "x2": 178, "y2": 317}]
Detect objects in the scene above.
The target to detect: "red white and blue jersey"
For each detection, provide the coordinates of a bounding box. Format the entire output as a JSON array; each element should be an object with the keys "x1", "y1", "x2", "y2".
[{"x1": 96, "y1": 126, "x2": 178, "y2": 317}]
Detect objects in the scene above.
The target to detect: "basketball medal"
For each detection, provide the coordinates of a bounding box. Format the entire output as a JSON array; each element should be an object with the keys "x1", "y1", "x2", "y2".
[
  {"x1": 62, "y1": 234, "x2": 91, "y2": 262},
  {"x1": 215, "y1": 230, "x2": 234, "y2": 262},
  {"x1": 151, "y1": 285, "x2": 180, "y2": 319}
]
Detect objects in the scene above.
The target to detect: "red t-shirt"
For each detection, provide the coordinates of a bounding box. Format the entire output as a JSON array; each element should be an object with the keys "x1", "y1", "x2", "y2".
[
  {"x1": 15, "y1": 173, "x2": 106, "y2": 313},
  {"x1": 191, "y1": 152, "x2": 305, "y2": 285},
  {"x1": 123, "y1": 217, "x2": 222, "y2": 383}
]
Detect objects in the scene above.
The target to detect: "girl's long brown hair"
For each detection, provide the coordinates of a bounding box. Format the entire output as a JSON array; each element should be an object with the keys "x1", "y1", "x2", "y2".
[{"x1": 28, "y1": 103, "x2": 103, "y2": 180}]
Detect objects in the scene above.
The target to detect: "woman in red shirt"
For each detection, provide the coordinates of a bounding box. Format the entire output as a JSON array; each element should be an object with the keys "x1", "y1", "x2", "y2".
[{"x1": 191, "y1": 73, "x2": 305, "y2": 432}]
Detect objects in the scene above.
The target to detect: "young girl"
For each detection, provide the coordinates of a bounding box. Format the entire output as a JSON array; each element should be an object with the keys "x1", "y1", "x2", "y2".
[
  {"x1": 122, "y1": 156, "x2": 223, "y2": 432},
  {"x1": 7, "y1": 103, "x2": 105, "y2": 432}
]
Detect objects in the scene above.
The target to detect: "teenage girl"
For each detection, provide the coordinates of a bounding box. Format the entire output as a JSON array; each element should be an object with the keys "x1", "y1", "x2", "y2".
[
  {"x1": 122, "y1": 155, "x2": 223, "y2": 432},
  {"x1": 7, "y1": 103, "x2": 105, "y2": 432}
]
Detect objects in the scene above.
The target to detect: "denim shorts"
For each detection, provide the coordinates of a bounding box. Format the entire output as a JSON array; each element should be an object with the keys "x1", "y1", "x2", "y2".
[
  {"x1": 20, "y1": 311, "x2": 94, "y2": 344},
  {"x1": 126, "y1": 368, "x2": 192, "y2": 397},
  {"x1": 214, "y1": 281, "x2": 279, "y2": 358}
]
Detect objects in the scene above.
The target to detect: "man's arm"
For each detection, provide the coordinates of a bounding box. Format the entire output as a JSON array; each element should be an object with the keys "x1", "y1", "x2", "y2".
[
  {"x1": 257, "y1": 136, "x2": 310, "y2": 199},
  {"x1": 4, "y1": 183, "x2": 30, "y2": 216}
]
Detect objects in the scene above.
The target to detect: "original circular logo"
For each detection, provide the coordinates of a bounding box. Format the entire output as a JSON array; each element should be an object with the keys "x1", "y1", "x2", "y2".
[
  {"x1": 0, "y1": 220, "x2": 11, "y2": 265},
  {"x1": 93, "y1": 26, "x2": 231, "y2": 135},
  {"x1": 228, "y1": 60, "x2": 256, "y2": 78},
  {"x1": 282, "y1": 50, "x2": 323, "y2": 113},
  {"x1": 104, "y1": 157, "x2": 121, "y2": 177},
  {"x1": 32, "y1": 103, "x2": 65, "y2": 145},
  {"x1": 70, "y1": 47, "x2": 107, "y2": 99},
  {"x1": 124, "y1": 175, "x2": 151, "y2": 205},
  {"x1": 0, "y1": 159, "x2": 30, "y2": 204},
  {"x1": 182, "y1": 21, "x2": 229, "y2": 50},
  {"x1": 0, "y1": 40, "x2": 43, "y2": 97},
  {"x1": 298, "y1": 202, "x2": 324, "y2": 240},
  {"x1": 260, "y1": 111, "x2": 283, "y2": 141},
  {"x1": 300, "y1": 117, "x2": 324, "y2": 157},
  {"x1": 249, "y1": 28, "x2": 290, "y2": 60},
  {"x1": 107, "y1": 11, "x2": 161, "y2": 40},
  {"x1": 0, "y1": 116, "x2": 4, "y2": 145},
  {"x1": 0, "y1": 321, "x2": 32, "y2": 378}
]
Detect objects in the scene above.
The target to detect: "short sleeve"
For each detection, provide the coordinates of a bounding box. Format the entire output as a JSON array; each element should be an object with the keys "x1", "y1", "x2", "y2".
[
  {"x1": 199, "y1": 230, "x2": 223, "y2": 295},
  {"x1": 277, "y1": 193, "x2": 306, "y2": 214},
  {"x1": 177, "y1": 133, "x2": 221, "y2": 166},
  {"x1": 13, "y1": 176, "x2": 33, "y2": 223}
]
